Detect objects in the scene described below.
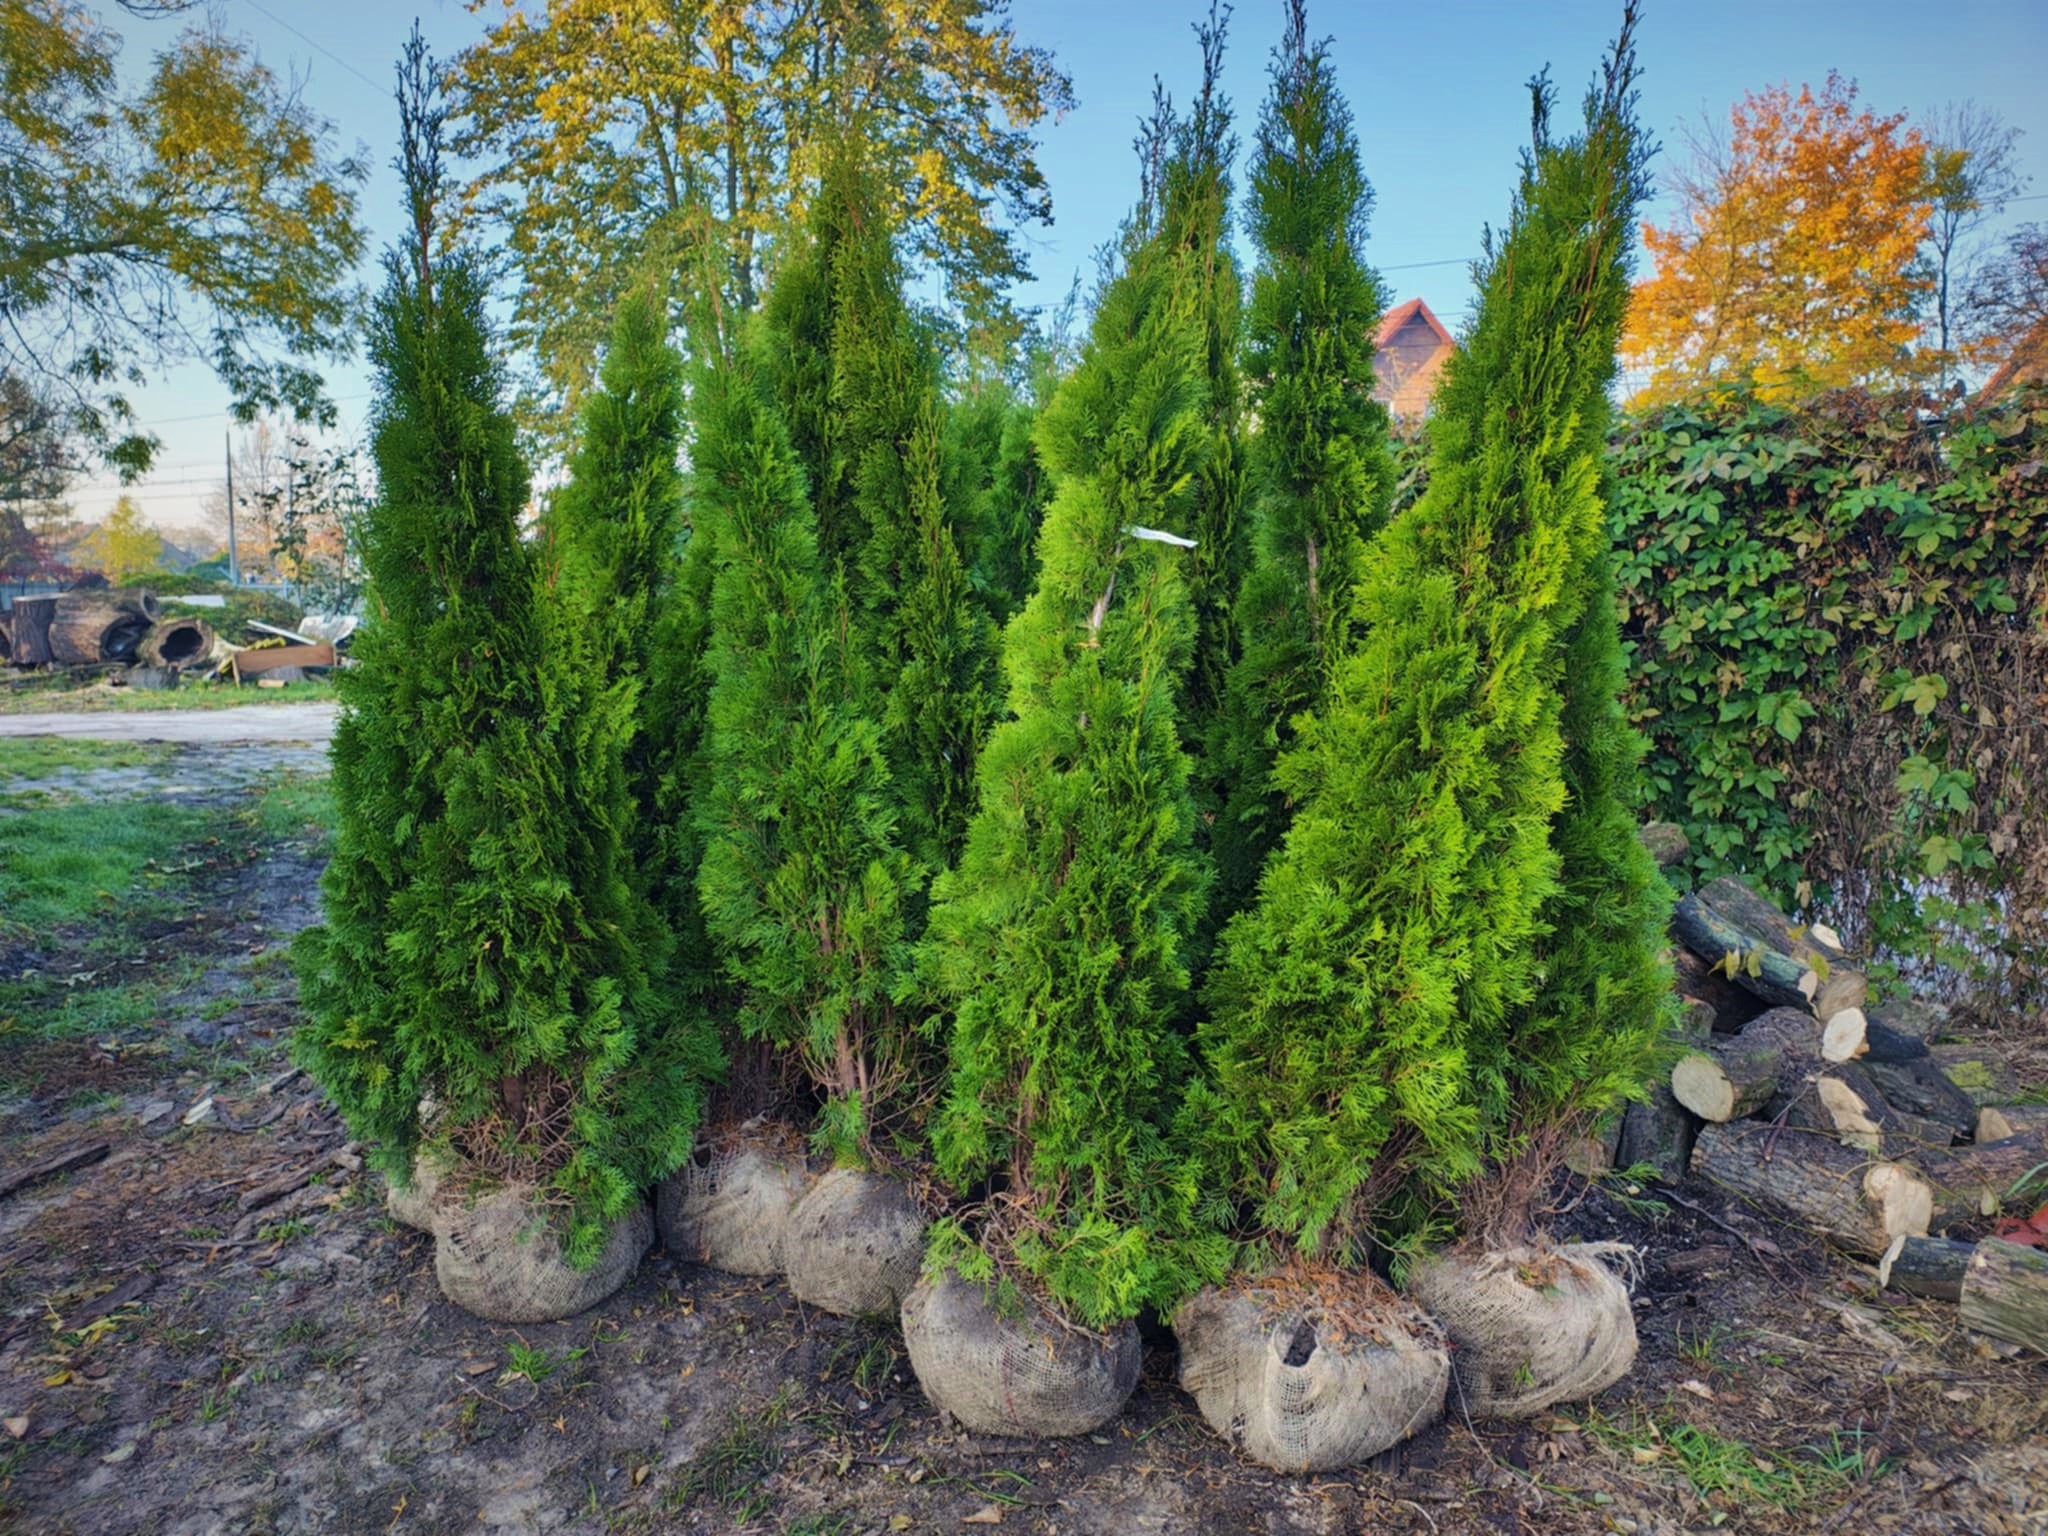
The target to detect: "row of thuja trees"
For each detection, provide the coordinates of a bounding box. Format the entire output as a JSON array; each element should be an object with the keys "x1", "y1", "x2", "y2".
[{"x1": 295, "y1": 3, "x2": 1672, "y2": 1460}]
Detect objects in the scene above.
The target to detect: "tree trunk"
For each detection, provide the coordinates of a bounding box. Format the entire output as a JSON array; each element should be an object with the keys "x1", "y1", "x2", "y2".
[
  {"x1": 1672, "y1": 1030, "x2": 1792, "y2": 1123},
  {"x1": 1772, "y1": 1059, "x2": 1955, "y2": 1156},
  {"x1": 1820, "y1": 1007, "x2": 1931, "y2": 1066},
  {"x1": 1878, "y1": 1234, "x2": 1976, "y2": 1302},
  {"x1": 1959, "y1": 1239, "x2": 2048, "y2": 1353},
  {"x1": 1978, "y1": 1104, "x2": 2048, "y2": 1143},
  {"x1": 7, "y1": 596, "x2": 57, "y2": 665},
  {"x1": 1690, "y1": 1121, "x2": 1932, "y2": 1257},
  {"x1": 1670, "y1": 947, "x2": 1763, "y2": 1032},
  {"x1": 1692, "y1": 876, "x2": 1867, "y2": 1019},
  {"x1": 48, "y1": 590, "x2": 160, "y2": 666},
  {"x1": 1617, "y1": 1086, "x2": 1697, "y2": 1184},
  {"x1": 137, "y1": 616, "x2": 215, "y2": 669},
  {"x1": 1926, "y1": 1045, "x2": 2020, "y2": 1110},
  {"x1": 1915, "y1": 1133, "x2": 2048, "y2": 1232},
  {"x1": 1864, "y1": 1056, "x2": 1980, "y2": 1140},
  {"x1": 1671, "y1": 892, "x2": 1822, "y2": 1014}
]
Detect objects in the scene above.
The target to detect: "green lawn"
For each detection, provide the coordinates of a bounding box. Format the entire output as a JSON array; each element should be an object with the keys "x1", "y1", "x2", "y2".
[
  {"x1": 0, "y1": 678, "x2": 335, "y2": 714},
  {"x1": 0, "y1": 738, "x2": 174, "y2": 783}
]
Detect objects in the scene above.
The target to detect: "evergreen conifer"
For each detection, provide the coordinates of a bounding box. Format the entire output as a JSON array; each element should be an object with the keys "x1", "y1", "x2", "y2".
[
  {"x1": 689, "y1": 321, "x2": 915, "y2": 1165},
  {"x1": 760, "y1": 149, "x2": 994, "y2": 878},
  {"x1": 942, "y1": 384, "x2": 1051, "y2": 628},
  {"x1": 1206, "y1": 2, "x2": 1394, "y2": 931},
  {"x1": 1193, "y1": 16, "x2": 1656, "y2": 1258},
  {"x1": 919, "y1": 226, "x2": 1225, "y2": 1330},
  {"x1": 293, "y1": 35, "x2": 695, "y2": 1258}
]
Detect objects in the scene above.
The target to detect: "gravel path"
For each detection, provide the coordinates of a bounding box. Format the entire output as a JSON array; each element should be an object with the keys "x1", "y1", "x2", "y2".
[{"x1": 0, "y1": 702, "x2": 338, "y2": 744}]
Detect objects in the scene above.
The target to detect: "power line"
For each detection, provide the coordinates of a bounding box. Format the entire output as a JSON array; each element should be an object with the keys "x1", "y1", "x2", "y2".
[{"x1": 241, "y1": 0, "x2": 384, "y2": 91}]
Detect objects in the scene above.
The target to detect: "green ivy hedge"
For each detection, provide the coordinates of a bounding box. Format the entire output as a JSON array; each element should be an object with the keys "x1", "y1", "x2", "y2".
[{"x1": 1396, "y1": 383, "x2": 2048, "y2": 1015}]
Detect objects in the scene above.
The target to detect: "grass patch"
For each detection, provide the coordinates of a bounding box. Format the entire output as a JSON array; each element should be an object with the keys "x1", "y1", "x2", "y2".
[
  {"x1": 0, "y1": 796, "x2": 216, "y2": 937},
  {"x1": 0, "y1": 679, "x2": 334, "y2": 715},
  {"x1": 0, "y1": 738, "x2": 173, "y2": 784},
  {"x1": 1580, "y1": 1407, "x2": 1889, "y2": 1513},
  {"x1": 664, "y1": 1385, "x2": 798, "y2": 1519},
  {"x1": 251, "y1": 772, "x2": 335, "y2": 844}
]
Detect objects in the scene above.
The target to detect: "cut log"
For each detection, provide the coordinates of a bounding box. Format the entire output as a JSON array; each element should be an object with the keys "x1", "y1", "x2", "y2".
[
  {"x1": 1978, "y1": 1105, "x2": 2048, "y2": 1143},
  {"x1": 1617, "y1": 1085, "x2": 1697, "y2": 1184},
  {"x1": 1959, "y1": 1239, "x2": 2048, "y2": 1353},
  {"x1": 1672, "y1": 1033, "x2": 1789, "y2": 1123},
  {"x1": 1670, "y1": 947, "x2": 1762, "y2": 1032},
  {"x1": 136, "y1": 616, "x2": 215, "y2": 668},
  {"x1": 1564, "y1": 1113, "x2": 1623, "y2": 1177},
  {"x1": 1866, "y1": 996, "x2": 1947, "y2": 1043},
  {"x1": 47, "y1": 589, "x2": 159, "y2": 666},
  {"x1": 1916, "y1": 1133, "x2": 2048, "y2": 1231},
  {"x1": 1864, "y1": 1057, "x2": 1980, "y2": 1139},
  {"x1": 1693, "y1": 877, "x2": 1868, "y2": 1019},
  {"x1": 1637, "y1": 822, "x2": 1690, "y2": 869},
  {"x1": 1926, "y1": 1045, "x2": 2020, "y2": 1110},
  {"x1": 1690, "y1": 1121, "x2": 1932, "y2": 1257},
  {"x1": 1877, "y1": 1235, "x2": 1977, "y2": 1302},
  {"x1": 6, "y1": 596, "x2": 57, "y2": 665},
  {"x1": 1819, "y1": 1007, "x2": 1930, "y2": 1066},
  {"x1": 1671, "y1": 893, "x2": 1822, "y2": 1014},
  {"x1": 1771, "y1": 1060, "x2": 1955, "y2": 1155}
]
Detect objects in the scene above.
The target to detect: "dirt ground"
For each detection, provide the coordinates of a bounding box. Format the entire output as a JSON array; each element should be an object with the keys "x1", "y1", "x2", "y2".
[{"x1": 1, "y1": 747, "x2": 2044, "y2": 1536}]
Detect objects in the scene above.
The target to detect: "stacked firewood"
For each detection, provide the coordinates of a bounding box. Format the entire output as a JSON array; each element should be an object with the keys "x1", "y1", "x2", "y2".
[{"x1": 1597, "y1": 824, "x2": 2048, "y2": 1353}]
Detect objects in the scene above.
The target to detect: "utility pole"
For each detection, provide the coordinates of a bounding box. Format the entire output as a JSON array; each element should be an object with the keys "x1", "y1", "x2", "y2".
[{"x1": 224, "y1": 431, "x2": 242, "y2": 587}]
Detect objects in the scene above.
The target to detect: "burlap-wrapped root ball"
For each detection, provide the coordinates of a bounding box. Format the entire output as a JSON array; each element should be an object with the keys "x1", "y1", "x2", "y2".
[
  {"x1": 1174, "y1": 1282, "x2": 1450, "y2": 1471},
  {"x1": 656, "y1": 1142, "x2": 811, "y2": 1277},
  {"x1": 385, "y1": 1154, "x2": 652, "y2": 1323},
  {"x1": 783, "y1": 1168, "x2": 926, "y2": 1316},
  {"x1": 1408, "y1": 1242, "x2": 1638, "y2": 1418},
  {"x1": 901, "y1": 1268, "x2": 1141, "y2": 1437}
]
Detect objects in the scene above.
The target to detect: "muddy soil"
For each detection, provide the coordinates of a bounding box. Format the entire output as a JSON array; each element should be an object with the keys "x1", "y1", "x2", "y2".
[{"x1": 0, "y1": 753, "x2": 2043, "y2": 1536}]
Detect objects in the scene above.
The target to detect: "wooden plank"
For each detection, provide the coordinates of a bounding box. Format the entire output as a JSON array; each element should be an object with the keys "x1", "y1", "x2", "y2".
[{"x1": 233, "y1": 642, "x2": 335, "y2": 679}]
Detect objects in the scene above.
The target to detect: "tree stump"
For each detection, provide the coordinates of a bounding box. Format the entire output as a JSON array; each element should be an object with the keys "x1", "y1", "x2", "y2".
[{"x1": 48, "y1": 590, "x2": 159, "y2": 665}]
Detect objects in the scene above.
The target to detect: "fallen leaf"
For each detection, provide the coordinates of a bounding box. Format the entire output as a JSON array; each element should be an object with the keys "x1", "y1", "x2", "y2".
[
  {"x1": 963, "y1": 1508, "x2": 1003, "y2": 1526},
  {"x1": 1943, "y1": 1388, "x2": 1972, "y2": 1402},
  {"x1": 889, "y1": 1518, "x2": 912, "y2": 1533},
  {"x1": 3, "y1": 1417, "x2": 27, "y2": 1438},
  {"x1": 1632, "y1": 1446, "x2": 1662, "y2": 1464},
  {"x1": 552, "y1": 1415, "x2": 567, "y2": 1433},
  {"x1": 100, "y1": 1442, "x2": 136, "y2": 1464},
  {"x1": 631, "y1": 1465, "x2": 649, "y2": 1487},
  {"x1": 462, "y1": 1361, "x2": 493, "y2": 1377},
  {"x1": 41, "y1": 1370, "x2": 70, "y2": 1387},
  {"x1": 1678, "y1": 1379, "x2": 1715, "y2": 1401}
]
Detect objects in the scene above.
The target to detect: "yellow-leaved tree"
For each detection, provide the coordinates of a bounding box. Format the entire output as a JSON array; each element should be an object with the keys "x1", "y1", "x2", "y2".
[
  {"x1": 79, "y1": 495, "x2": 163, "y2": 579},
  {"x1": 1623, "y1": 74, "x2": 1933, "y2": 404}
]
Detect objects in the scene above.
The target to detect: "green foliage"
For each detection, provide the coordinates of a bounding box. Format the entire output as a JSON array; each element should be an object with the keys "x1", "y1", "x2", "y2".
[
  {"x1": 1, "y1": 0, "x2": 366, "y2": 472},
  {"x1": 688, "y1": 333, "x2": 913, "y2": 1166},
  {"x1": 293, "y1": 45, "x2": 692, "y2": 1262},
  {"x1": 918, "y1": 225, "x2": 1226, "y2": 1328},
  {"x1": 942, "y1": 384, "x2": 1052, "y2": 629},
  {"x1": 1194, "y1": 31, "x2": 1654, "y2": 1256},
  {"x1": 760, "y1": 153, "x2": 995, "y2": 877},
  {"x1": 1205, "y1": 5, "x2": 1395, "y2": 934},
  {"x1": 1604, "y1": 383, "x2": 2048, "y2": 1006}
]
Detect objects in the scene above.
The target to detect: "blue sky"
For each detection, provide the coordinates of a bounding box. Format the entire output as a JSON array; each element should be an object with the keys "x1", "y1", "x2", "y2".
[{"x1": 74, "y1": 0, "x2": 2048, "y2": 531}]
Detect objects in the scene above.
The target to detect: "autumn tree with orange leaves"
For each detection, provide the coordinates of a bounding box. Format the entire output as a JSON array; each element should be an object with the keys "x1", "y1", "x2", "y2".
[{"x1": 1623, "y1": 74, "x2": 1933, "y2": 404}]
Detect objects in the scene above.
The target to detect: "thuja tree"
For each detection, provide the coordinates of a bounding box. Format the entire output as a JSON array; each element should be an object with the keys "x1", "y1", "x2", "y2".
[
  {"x1": 942, "y1": 382, "x2": 1053, "y2": 628},
  {"x1": 761, "y1": 148, "x2": 994, "y2": 877},
  {"x1": 1144, "y1": 15, "x2": 1249, "y2": 767},
  {"x1": 547, "y1": 284, "x2": 720, "y2": 1011},
  {"x1": 690, "y1": 320, "x2": 915, "y2": 1165},
  {"x1": 1492, "y1": 43, "x2": 1671, "y2": 1195},
  {"x1": 920, "y1": 231, "x2": 1226, "y2": 1329},
  {"x1": 1205, "y1": 0, "x2": 1394, "y2": 931},
  {"x1": 293, "y1": 36, "x2": 695, "y2": 1257},
  {"x1": 1192, "y1": 17, "x2": 1657, "y2": 1259}
]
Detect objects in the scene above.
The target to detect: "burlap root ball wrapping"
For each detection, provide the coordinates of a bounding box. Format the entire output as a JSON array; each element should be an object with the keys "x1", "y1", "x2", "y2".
[
  {"x1": 430, "y1": 1184, "x2": 652, "y2": 1323},
  {"x1": 656, "y1": 1143, "x2": 811, "y2": 1276},
  {"x1": 783, "y1": 1168, "x2": 927, "y2": 1316},
  {"x1": 1174, "y1": 1283, "x2": 1450, "y2": 1471},
  {"x1": 383, "y1": 1152, "x2": 444, "y2": 1233},
  {"x1": 900, "y1": 1269, "x2": 1142, "y2": 1438},
  {"x1": 1408, "y1": 1242, "x2": 1638, "y2": 1418}
]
